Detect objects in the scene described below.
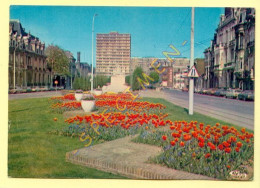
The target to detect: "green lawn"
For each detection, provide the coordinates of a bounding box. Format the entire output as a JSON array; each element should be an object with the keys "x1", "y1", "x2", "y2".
[{"x1": 8, "y1": 97, "x2": 126, "y2": 178}]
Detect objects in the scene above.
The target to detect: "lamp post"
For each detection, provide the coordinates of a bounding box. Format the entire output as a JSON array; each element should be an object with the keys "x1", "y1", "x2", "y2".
[
  {"x1": 189, "y1": 7, "x2": 195, "y2": 115},
  {"x1": 13, "y1": 46, "x2": 18, "y2": 90},
  {"x1": 91, "y1": 13, "x2": 98, "y2": 94}
]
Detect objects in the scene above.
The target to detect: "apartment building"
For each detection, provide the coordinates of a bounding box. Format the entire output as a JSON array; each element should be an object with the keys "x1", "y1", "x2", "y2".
[
  {"x1": 204, "y1": 8, "x2": 255, "y2": 90},
  {"x1": 96, "y1": 32, "x2": 131, "y2": 76},
  {"x1": 9, "y1": 20, "x2": 49, "y2": 89}
]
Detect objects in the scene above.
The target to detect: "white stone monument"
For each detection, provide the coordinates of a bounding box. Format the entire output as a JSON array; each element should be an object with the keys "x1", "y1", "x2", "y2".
[{"x1": 102, "y1": 65, "x2": 129, "y2": 93}]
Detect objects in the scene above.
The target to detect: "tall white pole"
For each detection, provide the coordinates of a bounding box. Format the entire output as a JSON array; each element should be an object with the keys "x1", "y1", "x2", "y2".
[
  {"x1": 189, "y1": 7, "x2": 195, "y2": 115},
  {"x1": 13, "y1": 47, "x2": 16, "y2": 90},
  {"x1": 91, "y1": 14, "x2": 97, "y2": 93}
]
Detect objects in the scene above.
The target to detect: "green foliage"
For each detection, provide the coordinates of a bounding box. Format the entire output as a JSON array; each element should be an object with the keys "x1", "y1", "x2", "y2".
[
  {"x1": 132, "y1": 67, "x2": 144, "y2": 91},
  {"x1": 73, "y1": 75, "x2": 110, "y2": 91},
  {"x1": 72, "y1": 76, "x2": 91, "y2": 91},
  {"x1": 45, "y1": 45, "x2": 70, "y2": 76},
  {"x1": 149, "y1": 71, "x2": 159, "y2": 84},
  {"x1": 94, "y1": 75, "x2": 110, "y2": 89},
  {"x1": 125, "y1": 75, "x2": 131, "y2": 85}
]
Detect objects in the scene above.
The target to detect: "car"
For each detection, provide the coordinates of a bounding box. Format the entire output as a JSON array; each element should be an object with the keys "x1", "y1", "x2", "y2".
[
  {"x1": 198, "y1": 88, "x2": 207, "y2": 94},
  {"x1": 182, "y1": 87, "x2": 188, "y2": 92},
  {"x1": 210, "y1": 88, "x2": 218, "y2": 95},
  {"x1": 214, "y1": 88, "x2": 227, "y2": 97},
  {"x1": 237, "y1": 90, "x2": 254, "y2": 101},
  {"x1": 206, "y1": 88, "x2": 218, "y2": 95},
  {"x1": 225, "y1": 89, "x2": 242, "y2": 99}
]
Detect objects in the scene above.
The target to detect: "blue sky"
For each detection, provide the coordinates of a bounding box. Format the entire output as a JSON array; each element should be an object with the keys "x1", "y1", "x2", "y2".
[{"x1": 10, "y1": 6, "x2": 224, "y2": 66}]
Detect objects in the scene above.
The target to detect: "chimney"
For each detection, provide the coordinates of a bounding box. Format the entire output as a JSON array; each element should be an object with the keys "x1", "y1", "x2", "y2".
[{"x1": 77, "y1": 52, "x2": 80, "y2": 63}]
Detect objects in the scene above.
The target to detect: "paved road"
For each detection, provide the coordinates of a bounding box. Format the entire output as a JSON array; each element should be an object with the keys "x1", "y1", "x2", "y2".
[
  {"x1": 140, "y1": 89, "x2": 254, "y2": 130},
  {"x1": 8, "y1": 91, "x2": 63, "y2": 100}
]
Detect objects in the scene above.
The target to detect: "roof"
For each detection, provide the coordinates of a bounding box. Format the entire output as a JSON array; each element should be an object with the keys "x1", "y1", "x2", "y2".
[
  {"x1": 10, "y1": 19, "x2": 38, "y2": 40},
  {"x1": 10, "y1": 20, "x2": 27, "y2": 36}
]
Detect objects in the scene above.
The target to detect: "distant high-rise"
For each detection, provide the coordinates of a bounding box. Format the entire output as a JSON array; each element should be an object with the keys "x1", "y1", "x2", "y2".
[{"x1": 96, "y1": 32, "x2": 131, "y2": 76}]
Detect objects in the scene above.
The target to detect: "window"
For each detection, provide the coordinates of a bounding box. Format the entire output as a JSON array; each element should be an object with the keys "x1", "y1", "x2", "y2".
[{"x1": 240, "y1": 35, "x2": 244, "y2": 49}]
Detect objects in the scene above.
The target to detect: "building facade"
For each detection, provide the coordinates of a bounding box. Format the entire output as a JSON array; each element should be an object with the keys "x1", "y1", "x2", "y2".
[
  {"x1": 194, "y1": 58, "x2": 205, "y2": 91},
  {"x1": 203, "y1": 8, "x2": 255, "y2": 90},
  {"x1": 130, "y1": 57, "x2": 155, "y2": 75},
  {"x1": 96, "y1": 32, "x2": 131, "y2": 76},
  {"x1": 147, "y1": 57, "x2": 190, "y2": 89},
  {"x1": 9, "y1": 20, "x2": 50, "y2": 90},
  {"x1": 75, "y1": 52, "x2": 91, "y2": 78}
]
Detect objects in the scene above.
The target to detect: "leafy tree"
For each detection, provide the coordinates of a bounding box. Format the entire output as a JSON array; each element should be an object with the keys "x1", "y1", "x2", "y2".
[
  {"x1": 149, "y1": 71, "x2": 159, "y2": 84},
  {"x1": 125, "y1": 75, "x2": 131, "y2": 85},
  {"x1": 45, "y1": 45, "x2": 70, "y2": 78},
  {"x1": 72, "y1": 77, "x2": 81, "y2": 90},
  {"x1": 73, "y1": 75, "x2": 110, "y2": 91},
  {"x1": 132, "y1": 67, "x2": 144, "y2": 91},
  {"x1": 94, "y1": 75, "x2": 110, "y2": 89}
]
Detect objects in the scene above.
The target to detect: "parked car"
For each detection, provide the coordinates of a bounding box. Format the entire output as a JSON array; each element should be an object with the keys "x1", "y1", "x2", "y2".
[
  {"x1": 237, "y1": 90, "x2": 254, "y2": 101},
  {"x1": 214, "y1": 88, "x2": 227, "y2": 97},
  {"x1": 198, "y1": 88, "x2": 208, "y2": 94},
  {"x1": 225, "y1": 89, "x2": 242, "y2": 99},
  {"x1": 206, "y1": 88, "x2": 218, "y2": 95},
  {"x1": 182, "y1": 87, "x2": 188, "y2": 92}
]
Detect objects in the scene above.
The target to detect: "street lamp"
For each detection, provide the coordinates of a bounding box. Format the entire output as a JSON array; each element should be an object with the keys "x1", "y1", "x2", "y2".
[
  {"x1": 13, "y1": 46, "x2": 17, "y2": 90},
  {"x1": 91, "y1": 13, "x2": 98, "y2": 94},
  {"x1": 13, "y1": 45, "x2": 19, "y2": 90}
]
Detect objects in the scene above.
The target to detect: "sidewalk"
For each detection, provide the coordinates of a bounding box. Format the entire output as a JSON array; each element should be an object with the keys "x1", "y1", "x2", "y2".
[{"x1": 66, "y1": 136, "x2": 215, "y2": 180}]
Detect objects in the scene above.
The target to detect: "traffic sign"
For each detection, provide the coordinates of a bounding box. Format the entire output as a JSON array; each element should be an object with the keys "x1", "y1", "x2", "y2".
[{"x1": 187, "y1": 65, "x2": 199, "y2": 77}]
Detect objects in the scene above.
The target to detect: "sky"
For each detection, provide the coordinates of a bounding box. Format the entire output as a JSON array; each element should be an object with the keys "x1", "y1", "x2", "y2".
[{"x1": 10, "y1": 6, "x2": 224, "y2": 66}]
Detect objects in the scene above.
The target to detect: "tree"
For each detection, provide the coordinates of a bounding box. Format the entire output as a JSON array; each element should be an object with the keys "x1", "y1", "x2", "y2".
[
  {"x1": 149, "y1": 71, "x2": 159, "y2": 84},
  {"x1": 125, "y1": 75, "x2": 131, "y2": 85},
  {"x1": 94, "y1": 75, "x2": 110, "y2": 89},
  {"x1": 72, "y1": 75, "x2": 110, "y2": 91},
  {"x1": 132, "y1": 67, "x2": 144, "y2": 91},
  {"x1": 45, "y1": 45, "x2": 70, "y2": 84}
]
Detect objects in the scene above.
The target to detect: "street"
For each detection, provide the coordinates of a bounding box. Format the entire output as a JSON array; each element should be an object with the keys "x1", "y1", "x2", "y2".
[
  {"x1": 140, "y1": 89, "x2": 254, "y2": 130},
  {"x1": 8, "y1": 91, "x2": 63, "y2": 100}
]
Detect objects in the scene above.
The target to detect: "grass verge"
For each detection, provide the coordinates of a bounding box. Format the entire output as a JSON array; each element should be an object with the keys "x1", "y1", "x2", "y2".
[{"x1": 8, "y1": 97, "x2": 127, "y2": 178}]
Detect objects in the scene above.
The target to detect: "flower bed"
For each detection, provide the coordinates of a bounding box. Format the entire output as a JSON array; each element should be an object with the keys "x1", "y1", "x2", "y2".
[
  {"x1": 132, "y1": 120, "x2": 254, "y2": 180},
  {"x1": 51, "y1": 112, "x2": 172, "y2": 142},
  {"x1": 51, "y1": 101, "x2": 82, "y2": 113},
  {"x1": 49, "y1": 94, "x2": 76, "y2": 103},
  {"x1": 95, "y1": 93, "x2": 135, "y2": 101},
  {"x1": 96, "y1": 100, "x2": 166, "y2": 113}
]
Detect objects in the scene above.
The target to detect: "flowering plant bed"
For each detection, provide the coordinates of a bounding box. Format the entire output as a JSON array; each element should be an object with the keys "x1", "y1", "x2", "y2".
[
  {"x1": 51, "y1": 101, "x2": 82, "y2": 113},
  {"x1": 96, "y1": 100, "x2": 166, "y2": 113},
  {"x1": 48, "y1": 112, "x2": 173, "y2": 142},
  {"x1": 132, "y1": 120, "x2": 254, "y2": 180},
  {"x1": 49, "y1": 94, "x2": 76, "y2": 103},
  {"x1": 95, "y1": 93, "x2": 135, "y2": 101}
]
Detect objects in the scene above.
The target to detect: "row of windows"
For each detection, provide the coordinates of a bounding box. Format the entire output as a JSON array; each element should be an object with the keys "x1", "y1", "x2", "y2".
[
  {"x1": 96, "y1": 36, "x2": 130, "y2": 39},
  {"x1": 10, "y1": 40, "x2": 45, "y2": 55},
  {"x1": 96, "y1": 40, "x2": 130, "y2": 42},
  {"x1": 97, "y1": 53, "x2": 130, "y2": 56},
  {"x1": 97, "y1": 56, "x2": 130, "y2": 59}
]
